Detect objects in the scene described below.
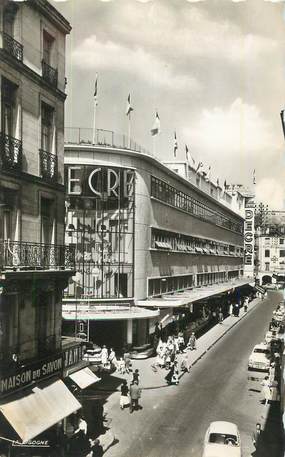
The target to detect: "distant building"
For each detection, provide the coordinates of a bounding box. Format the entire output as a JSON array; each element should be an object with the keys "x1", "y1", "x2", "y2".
[
  {"x1": 255, "y1": 211, "x2": 285, "y2": 284},
  {"x1": 63, "y1": 132, "x2": 253, "y2": 350},
  {"x1": 0, "y1": 0, "x2": 86, "y2": 451}
]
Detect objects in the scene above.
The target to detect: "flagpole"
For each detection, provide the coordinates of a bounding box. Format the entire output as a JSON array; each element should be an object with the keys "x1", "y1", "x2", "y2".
[
  {"x1": 128, "y1": 111, "x2": 131, "y2": 149},
  {"x1": 92, "y1": 98, "x2": 97, "y2": 145},
  {"x1": 152, "y1": 135, "x2": 156, "y2": 156}
]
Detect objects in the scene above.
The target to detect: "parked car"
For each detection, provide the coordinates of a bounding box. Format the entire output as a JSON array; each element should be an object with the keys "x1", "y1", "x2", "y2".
[
  {"x1": 83, "y1": 345, "x2": 102, "y2": 364},
  {"x1": 248, "y1": 343, "x2": 271, "y2": 371},
  {"x1": 129, "y1": 343, "x2": 155, "y2": 359},
  {"x1": 202, "y1": 421, "x2": 241, "y2": 457}
]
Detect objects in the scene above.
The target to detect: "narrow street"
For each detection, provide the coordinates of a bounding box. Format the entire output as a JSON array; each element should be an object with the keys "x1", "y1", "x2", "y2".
[{"x1": 106, "y1": 292, "x2": 284, "y2": 457}]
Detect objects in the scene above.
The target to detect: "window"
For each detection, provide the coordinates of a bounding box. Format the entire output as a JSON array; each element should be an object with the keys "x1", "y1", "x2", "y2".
[
  {"x1": 280, "y1": 239, "x2": 284, "y2": 245},
  {"x1": 43, "y1": 30, "x2": 54, "y2": 65},
  {"x1": 41, "y1": 197, "x2": 54, "y2": 245},
  {"x1": 41, "y1": 103, "x2": 54, "y2": 153},
  {"x1": 280, "y1": 250, "x2": 285, "y2": 257},
  {"x1": 265, "y1": 262, "x2": 270, "y2": 271},
  {"x1": 151, "y1": 176, "x2": 243, "y2": 234},
  {"x1": 1, "y1": 78, "x2": 17, "y2": 138},
  {"x1": 265, "y1": 249, "x2": 270, "y2": 257}
]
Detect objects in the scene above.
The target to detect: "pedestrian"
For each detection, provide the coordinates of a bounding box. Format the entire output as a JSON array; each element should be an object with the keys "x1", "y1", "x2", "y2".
[
  {"x1": 252, "y1": 423, "x2": 262, "y2": 454},
  {"x1": 87, "y1": 438, "x2": 104, "y2": 457},
  {"x1": 129, "y1": 381, "x2": 142, "y2": 413},
  {"x1": 218, "y1": 310, "x2": 224, "y2": 323},
  {"x1": 234, "y1": 303, "x2": 240, "y2": 317},
  {"x1": 117, "y1": 357, "x2": 126, "y2": 374},
  {"x1": 109, "y1": 348, "x2": 118, "y2": 370},
  {"x1": 229, "y1": 303, "x2": 233, "y2": 316},
  {"x1": 74, "y1": 416, "x2": 88, "y2": 436},
  {"x1": 171, "y1": 361, "x2": 179, "y2": 385},
  {"x1": 120, "y1": 380, "x2": 129, "y2": 410},
  {"x1": 132, "y1": 368, "x2": 140, "y2": 384},
  {"x1": 180, "y1": 352, "x2": 190, "y2": 373},
  {"x1": 188, "y1": 332, "x2": 196, "y2": 350},
  {"x1": 177, "y1": 332, "x2": 185, "y2": 353},
  {"x1": 212, "y1": 310, "x2": 217, "y2": 322},
  {"x1": 261, "y1": 376, "x2": 271, "y2": 406},
  {"x1": 101, "y1": 345, "x2": 108, "y2": 367},
  {"x1": 123, "y1": 351, "x2": 131, "y2": 374}
]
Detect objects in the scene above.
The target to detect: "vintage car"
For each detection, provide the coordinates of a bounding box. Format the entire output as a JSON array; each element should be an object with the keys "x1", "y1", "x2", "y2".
[
  {"x1": 248, "y1": 343, "x2": 271, "y2": 371},
  {"x1": 202, "y1": 421, "x2": 241, "y2": 457}
]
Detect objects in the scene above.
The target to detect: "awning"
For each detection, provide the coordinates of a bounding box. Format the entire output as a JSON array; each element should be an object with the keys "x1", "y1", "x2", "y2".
[
  {"x1": 155, "y1": 241, "x2": 171, "y2": 249},
  {"x1": 69, "y1": 367, "x2": 101, "y2": 389},
  {"x1": 0, "y1": 379, "x2": 81, "y2": 443}
]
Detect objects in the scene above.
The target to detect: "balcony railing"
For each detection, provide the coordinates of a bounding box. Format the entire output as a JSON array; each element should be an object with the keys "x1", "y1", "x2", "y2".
[
  {"x1": 42, "y1": 60, "x2": 58, "y2": 88},
  {"x1": 0, "y1": 132, "x2": 22, "y2": 171},
  {"x1": 39, "y1": 148, "x2": 58, "y2": 182},
  {"x1": 0, "y1": 240, "x2": 75, "y2": 271},
  {"x1": 2, "y1": 32, "x2": 23, "y2": 62}
]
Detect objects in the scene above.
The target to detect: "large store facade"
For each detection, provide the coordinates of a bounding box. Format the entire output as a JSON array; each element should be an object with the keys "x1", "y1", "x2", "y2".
[{"x1": 63, "y1": 138, "x2": 250, "y2": 350}]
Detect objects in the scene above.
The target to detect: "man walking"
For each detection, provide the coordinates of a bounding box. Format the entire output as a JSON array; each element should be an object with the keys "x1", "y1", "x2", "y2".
[{"x1": 129, "y1": 381, "x2": 142, "y2": 413}]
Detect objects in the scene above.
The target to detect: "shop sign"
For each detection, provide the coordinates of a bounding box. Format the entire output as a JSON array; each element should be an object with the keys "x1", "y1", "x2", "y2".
[
  {"x1": 67, "y1": 165, "x2": 135, "y2": 199},
  {"x1": 63, "y1": 344, "x2": 84, "y2": 369},
  {"x1": 244, "y1": 198, "x2": 255, "y2": 274},
  {"x1": 12, "y1": 440, "x2": 50, "y2": 448},
  {"x1": 0, "y1": 353, "x2": 62, "y2": 397}
]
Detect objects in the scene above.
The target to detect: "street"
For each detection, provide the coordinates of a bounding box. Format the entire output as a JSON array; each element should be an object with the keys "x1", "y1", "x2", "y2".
[{"x1": 105, "y1": 292, "x2": 284, "y2": 457}]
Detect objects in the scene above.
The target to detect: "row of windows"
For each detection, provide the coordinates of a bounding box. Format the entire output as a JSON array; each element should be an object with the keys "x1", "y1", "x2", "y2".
[
  {"x1": 151, "y1": 229, "x2": 244, "y2": 257},
  {"x1": 148, "y1": 270, "x2": 241, "y2": 298},
  {"x1": 264, "y1": 249, "x2": 285, "y2": 257},
  {"x1": 151, "y1": 177, "x2": 243, "y2": 235},
  {"x1": 2, "y1": 77, "x2": 56, "y2": 154}
]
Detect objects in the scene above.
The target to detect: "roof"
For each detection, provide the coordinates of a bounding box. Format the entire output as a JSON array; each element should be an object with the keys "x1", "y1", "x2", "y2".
[{"x1": 208, "y1": 421, "x2": 238, "y2": 435}]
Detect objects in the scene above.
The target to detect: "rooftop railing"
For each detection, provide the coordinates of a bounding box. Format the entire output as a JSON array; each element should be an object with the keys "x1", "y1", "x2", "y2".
[
  {"x1": 64, "y1": 127, "x2": 152, "y2": 157},
  {"x1": 0, "y1": 240, "x2": 75, "y2": 271}
]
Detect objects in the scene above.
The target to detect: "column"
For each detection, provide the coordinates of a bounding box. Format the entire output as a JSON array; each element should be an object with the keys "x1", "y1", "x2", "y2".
[{"x1": 126, "y1": 319, "x2": 133, "y2": 345}]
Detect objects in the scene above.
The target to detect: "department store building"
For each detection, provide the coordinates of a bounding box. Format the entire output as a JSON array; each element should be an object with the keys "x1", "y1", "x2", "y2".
[{"x1": 63, "y1": 129, "x2": 254, "y2": 350}]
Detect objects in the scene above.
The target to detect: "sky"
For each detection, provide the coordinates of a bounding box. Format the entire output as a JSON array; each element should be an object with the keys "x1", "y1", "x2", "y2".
[{"x1": 51, "y1": 0, "x2": 285, "y2": 209}]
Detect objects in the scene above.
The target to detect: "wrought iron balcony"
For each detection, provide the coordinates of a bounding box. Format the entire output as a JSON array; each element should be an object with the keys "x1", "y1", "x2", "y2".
[
  {"x1": 39, "y1": 148, "x2": 58, "y2": 182},
  {"x1": 0, "y1": 132, "x2": 22, "y2": 171},
  {"x1": 42, "y1": 60, "x2": 58, "y2": 88},
  {"x1": 2, "y1": 32, "x2": 23, "y2": 62},
  {"x1": 0, "y1": 240, "x2": 75, "y2": 271}
]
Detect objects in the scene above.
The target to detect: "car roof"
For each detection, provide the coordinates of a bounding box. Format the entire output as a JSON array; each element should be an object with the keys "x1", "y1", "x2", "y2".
[
  {"x1": 253, "y1": 343, "x2": 269, "y2": 349},
  {"x1": 208, "y1": 421, "x2": 238, "y2": 435}
]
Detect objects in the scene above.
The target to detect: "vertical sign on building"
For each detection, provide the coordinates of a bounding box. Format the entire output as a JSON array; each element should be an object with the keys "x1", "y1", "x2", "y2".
[{"x1": 244, "y1": 197, "x2": 255, "y2": 278}]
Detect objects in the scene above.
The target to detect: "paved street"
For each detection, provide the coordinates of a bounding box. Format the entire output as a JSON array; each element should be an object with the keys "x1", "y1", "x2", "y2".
[{"x1": 103, "y1": 291, "x2": 284, "y2": 457}]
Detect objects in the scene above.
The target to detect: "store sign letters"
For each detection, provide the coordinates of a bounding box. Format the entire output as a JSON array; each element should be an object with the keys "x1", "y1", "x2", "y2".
[
  {"x1": 0, "y1": 344, "x2": 84, "y2": 396},
  {"x1": 244, "y1": 200, "x2": 255, "y2": 269},
  {"x1": 88, "y1": 167, "x2": 134, "y2": 198}
]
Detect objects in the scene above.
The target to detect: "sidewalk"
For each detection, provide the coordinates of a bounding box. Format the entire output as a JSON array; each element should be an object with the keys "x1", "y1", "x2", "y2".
[
  {"x1": 106, "y1": 296, "x2": 261, "y2": 390},
  {"x1": 87, "y1": 296, "x2": 261, "y2": 396}
]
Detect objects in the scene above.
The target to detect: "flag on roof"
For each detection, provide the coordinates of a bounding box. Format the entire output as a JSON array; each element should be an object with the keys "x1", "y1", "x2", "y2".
[
  {"x1": 151, "y1": 111, "x2": 161, "y2": 136},
  {"x1": 253, "y1": 169, "x2": 256, "y2": 185},
  {"x1": 126, "y1": 93, "x2": 134, "y2": 116},
  {"x1": 174, "y1": 131, "x2": 178, "y2": 157},
  {"x1": 94, "y1": 74, "x2": 98, "y2": 105},
  {"x1": 196, "y1": 161, "x2": 203, "y2": 173}
]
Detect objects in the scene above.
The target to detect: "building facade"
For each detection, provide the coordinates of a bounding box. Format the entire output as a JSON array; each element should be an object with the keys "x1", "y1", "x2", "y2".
[
  {"x1": 63, "y1": 130, "x2": 251, "y2": 350},
  {"x1": 0, "y1": 1, "x2": 85, "y2": 453},
  {"x1": 255, "y1": 211, "x2": 285, "y2": 284}
]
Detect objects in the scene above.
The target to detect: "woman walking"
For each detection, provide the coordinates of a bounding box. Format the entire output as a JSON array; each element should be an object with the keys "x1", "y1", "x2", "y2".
[{"x1": 120, "y1": 380, "x2": 129, "y2": 410}]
